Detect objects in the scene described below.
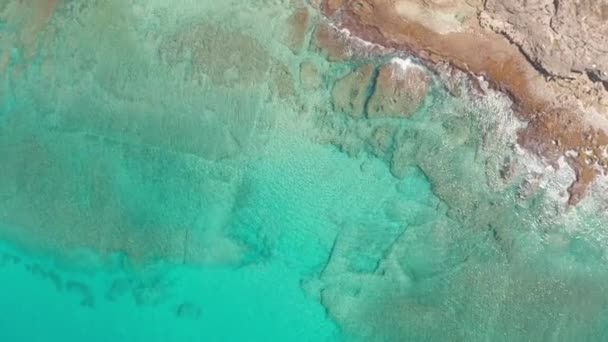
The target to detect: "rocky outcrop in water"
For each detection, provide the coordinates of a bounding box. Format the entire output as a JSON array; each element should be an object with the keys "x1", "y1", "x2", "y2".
[
  {"x1": 367, "y1": 60, "x2": 429, "y2": 118},
  {"x1": 331, "y1": 60, "x2": 429, "y2": 119},
  {"x1": 332, "y1": 64, "x2": 375, "y2": 117},
  {"x1": 315, "y1": 0, "x2": 608, "y2": 205}
]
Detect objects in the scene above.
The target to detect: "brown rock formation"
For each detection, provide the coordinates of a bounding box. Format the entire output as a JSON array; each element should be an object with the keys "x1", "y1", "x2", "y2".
[
  {"x1": 313, "y1": 22, "x2": 353, "y2": 61},
  {"x1": 331, "y1": 59, "x2": 429, "y2": 119},
  {"x1": 331, "y1": 64, "x2": 375, "y2": 117},
  {"x1": 367, "y1": 60, "x2": 429, "y2": 118}
]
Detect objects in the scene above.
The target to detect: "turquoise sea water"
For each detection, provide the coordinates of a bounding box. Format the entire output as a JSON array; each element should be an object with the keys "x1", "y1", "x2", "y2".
[{"x1": 2, "y1": 0, "x2": 608, "y2": 341}]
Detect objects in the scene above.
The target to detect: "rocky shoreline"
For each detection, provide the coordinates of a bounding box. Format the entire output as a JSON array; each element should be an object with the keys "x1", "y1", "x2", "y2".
[{"x1": 306, "y1": 0, "x2": 608, "y2": 205}]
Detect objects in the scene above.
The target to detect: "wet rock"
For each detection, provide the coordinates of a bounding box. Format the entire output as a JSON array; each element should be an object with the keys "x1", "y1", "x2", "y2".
[
  {"x1": 312, "y1": 23, "x2": 352, "y2": 61},
  {"x1": 300, "y1": 61, "x2": 322, "y2": 90},
  {"x1": 331, "y1": 64, "x2": 375, "y2": 118},
  {"x1": 286, "y1": 6, "x2": 312, "y2": 54},
  {"x1": 567, "y1": 163, "x2": 596, "y2": 206},
  {"x1": 367, "y1": 59, "x2": 429, "y2": 118}
]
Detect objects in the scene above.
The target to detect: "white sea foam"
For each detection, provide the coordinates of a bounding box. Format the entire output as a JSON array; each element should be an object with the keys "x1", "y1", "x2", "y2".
[
  {"x1": 388, "y1": 57, "x2": 427, "y2": 79},
  {"x1": 390, "y1": 57, "x2": 421, "y2": 71},
  {"x1": 328, "y1": 22, "x2": 393, "y2": 55}
]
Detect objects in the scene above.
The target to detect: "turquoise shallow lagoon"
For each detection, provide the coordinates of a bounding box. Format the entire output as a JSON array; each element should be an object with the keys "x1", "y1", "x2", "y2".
[{"x1": 2, "y1": 0, "x2": 608, "y2": 341}]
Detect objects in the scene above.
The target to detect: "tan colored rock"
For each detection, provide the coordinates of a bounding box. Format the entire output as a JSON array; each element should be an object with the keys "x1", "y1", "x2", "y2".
[
  {"x1": 286, "y1": 6, "x2": 312, "y2": 54},
  {"x1": 300, "y1": 61, "x2": 322, "y2": 89},
  {"x1": 367, "y1": 59, "x2": 429, "y2": 118},
  {"x1": 331, "y1": 64, "x2": 375, "y2": 117},
  {"x1": 313, "y1": 22, "x2": 352, "y2": 61}
]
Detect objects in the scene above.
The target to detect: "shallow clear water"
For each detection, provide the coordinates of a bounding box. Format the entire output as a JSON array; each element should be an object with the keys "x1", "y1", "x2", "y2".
[{"x1": 1, "y1": 0, "x2": 608, "y2": 341}]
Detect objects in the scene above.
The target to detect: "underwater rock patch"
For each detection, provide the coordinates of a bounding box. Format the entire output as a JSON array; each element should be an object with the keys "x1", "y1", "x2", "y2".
[
  {"x1": 331, "y1": 64, "x2": 375, "y2": 117},
  {"x1": 286, "y1": 6, "x2": 312, "y2": 54},
  {"x1": 367, "y1": 59, "x2": 429, "y2": 118}
]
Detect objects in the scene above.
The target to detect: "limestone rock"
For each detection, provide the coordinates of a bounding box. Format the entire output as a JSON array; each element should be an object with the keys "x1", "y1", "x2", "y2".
[
  {"x1": 367, "y1": 59, "x2": 429, "y2": 118},
  {"x1": 331, "y1": 64, "x2": 375, "y2": 117}
]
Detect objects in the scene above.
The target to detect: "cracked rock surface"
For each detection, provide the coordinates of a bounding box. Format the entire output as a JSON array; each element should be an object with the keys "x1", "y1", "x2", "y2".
[{"x1": 482, "y1": 0, "x2": 608, "y2": 84}]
